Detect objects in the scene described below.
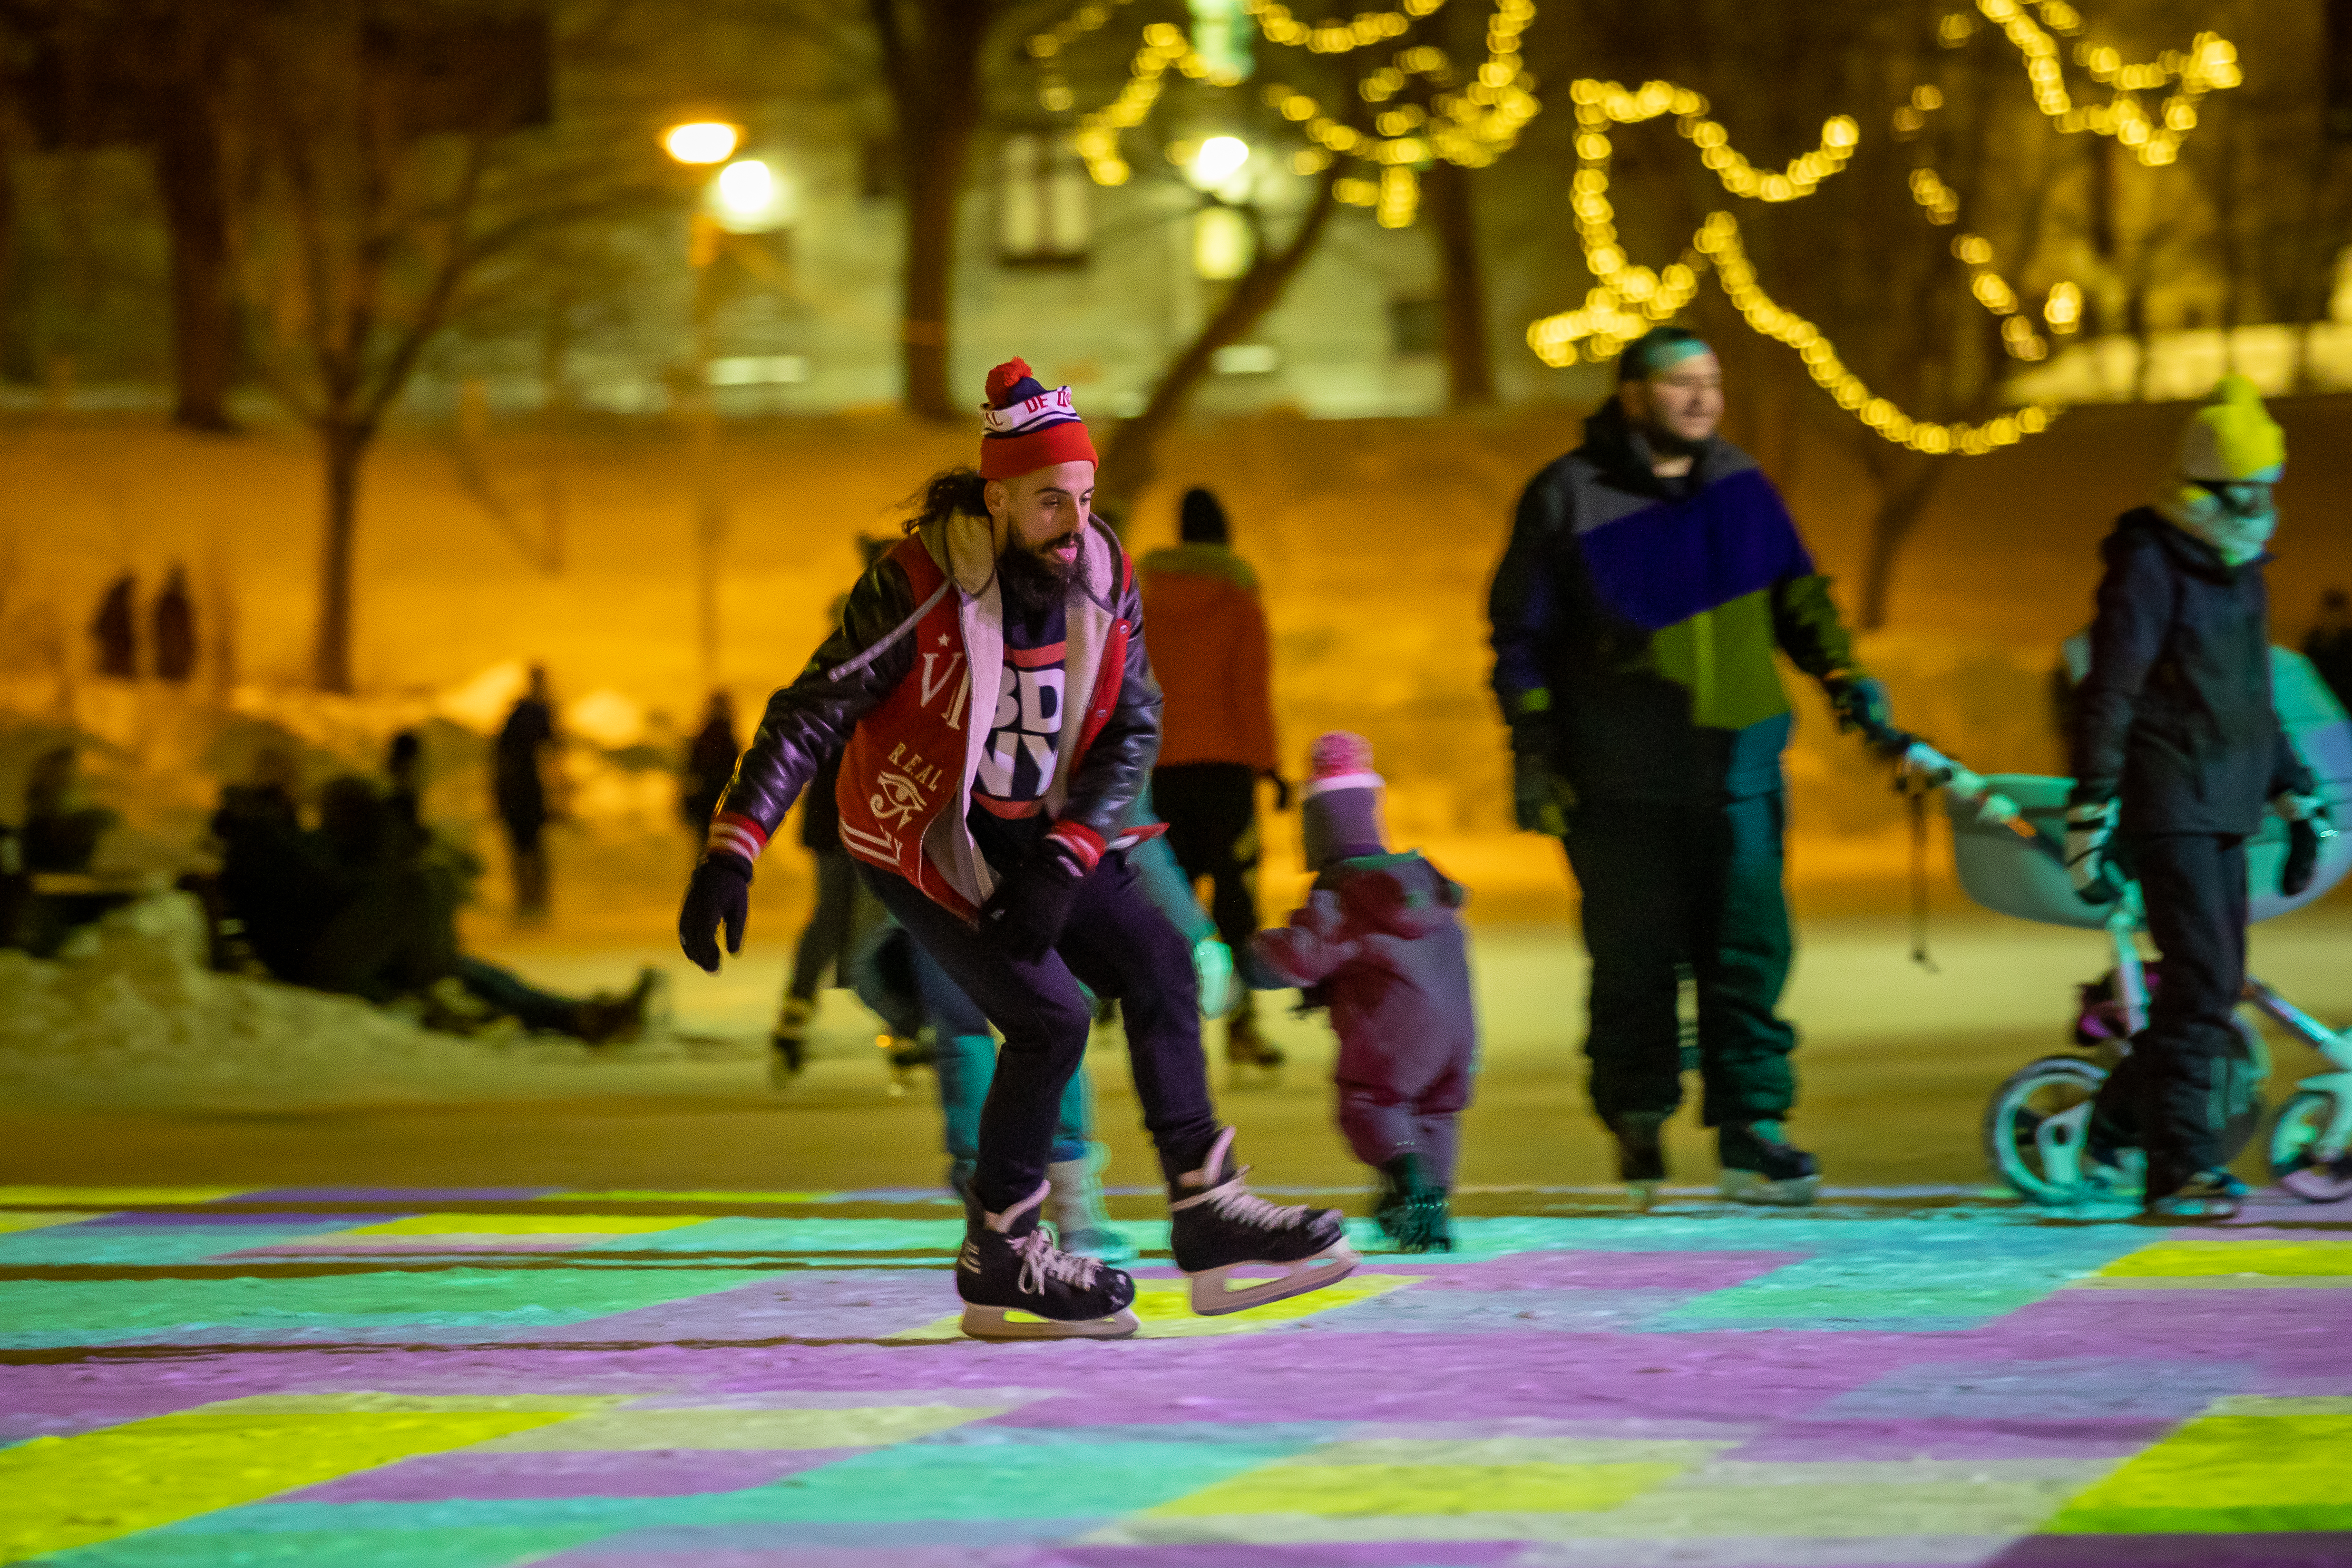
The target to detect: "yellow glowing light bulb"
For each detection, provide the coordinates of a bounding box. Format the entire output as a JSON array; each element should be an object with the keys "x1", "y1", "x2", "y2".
[{"x1": 663, "y1": 121, "x2": 742, "y2": 166}]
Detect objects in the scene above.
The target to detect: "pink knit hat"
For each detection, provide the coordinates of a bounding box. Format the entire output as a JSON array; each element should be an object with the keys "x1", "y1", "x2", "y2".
[
  {"x1": 1301, "y1": 731, "x2": 1387, "y2": 869},
  {"x1": 979, "y1": 358, "x2": 1098, "y2": 479}
]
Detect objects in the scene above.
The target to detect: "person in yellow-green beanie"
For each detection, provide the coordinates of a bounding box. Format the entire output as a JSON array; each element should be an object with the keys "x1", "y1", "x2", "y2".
[{"x1": 2066, "y1": 374, "x2": 2333, "y2": 1221}]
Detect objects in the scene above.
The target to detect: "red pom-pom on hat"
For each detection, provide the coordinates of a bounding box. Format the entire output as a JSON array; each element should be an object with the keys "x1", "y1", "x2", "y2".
[
  {"x1": 1310, "y1": 731, "x2": 1376, "y2": 779},
  {"x1": 985, "y1": 358, "x2": 1035, "y2": 408}
]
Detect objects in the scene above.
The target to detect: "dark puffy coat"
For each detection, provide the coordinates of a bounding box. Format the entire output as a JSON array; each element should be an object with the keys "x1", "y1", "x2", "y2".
[
  {"x1": 1487, "y1": 401, "x2": 1860, "y2": 803},
  {"x1": 2070, "y1": 507, "x2": 2313, "y2": 835},
  {"x1": 1254, "y1": 852, "x2": 1475, "y2": 1083}
]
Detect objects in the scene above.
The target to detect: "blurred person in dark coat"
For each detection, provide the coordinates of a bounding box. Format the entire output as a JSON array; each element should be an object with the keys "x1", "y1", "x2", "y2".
[
  {"x1": 2303, "y1": 588, "x2": 2352, "y2": 712},
  {"x1": 681, "y1": 690, "x2": 740, "y2": 843},
  {"x1": 493, "y1": 665, "x2": 558, "y2": 925},
  {"x1": 91, "y1": 573, "x2": 137, "y2": 678},
  {"x1": 152, "y1": 565, "x2": 197, "y2": 683}
]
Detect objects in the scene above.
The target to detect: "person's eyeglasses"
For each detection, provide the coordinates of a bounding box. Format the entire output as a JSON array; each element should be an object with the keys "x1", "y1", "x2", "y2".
[{"x1": 2191, "y1": 479, "x2": 2274, "y2": 517}]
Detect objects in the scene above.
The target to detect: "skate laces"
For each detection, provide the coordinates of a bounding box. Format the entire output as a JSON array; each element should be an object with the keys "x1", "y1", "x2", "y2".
[
  {"x1": 1178, "y1": 1167, "x2": 1312, "y2": 1230},
  {"x1": 1009, "y1": 1228, "x2": 1102, "y2": 1295}
]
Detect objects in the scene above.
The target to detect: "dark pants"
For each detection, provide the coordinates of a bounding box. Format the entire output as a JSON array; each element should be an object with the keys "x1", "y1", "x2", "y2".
[
  {"x1": 501, "y1": 816, "x2": 548, "y2": 920},
  {"x1": 452, "y1": 954, "x2": 581, "y2": 1035},
  {"x1": 2090, "y1": 832, "x2": 2252, "y2": 1196},
  {"x1": 788, "y1": 847, "x2": 859, "y2": 1003},
  {"x1": 917, "y1": 940, "x2": 1091, "y2": 1168},
  {"x1": 1153, "y1": 762, "x2": 1260, "y2": 982},
  {"x1": 862, "y1": 852, "x2": 1219, "y2": 1213},
  {"x1": 1563, "y1": 793, "x2": 1797, "y2": 1127}
]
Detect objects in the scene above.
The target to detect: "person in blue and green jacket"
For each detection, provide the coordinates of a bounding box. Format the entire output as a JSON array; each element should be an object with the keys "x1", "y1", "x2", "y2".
[{"x1": 1486, "y1": 326, "x2": 1892, "y2": 1209}]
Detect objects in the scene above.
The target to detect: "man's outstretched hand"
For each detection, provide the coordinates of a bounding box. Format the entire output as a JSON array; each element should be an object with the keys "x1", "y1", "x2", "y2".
[
  {"x1": 981, "y1": 845, "x2": 1085, "y2": 961},
  {"x1": 679, "y1": 855, "x2": 753, "y2": 973}
]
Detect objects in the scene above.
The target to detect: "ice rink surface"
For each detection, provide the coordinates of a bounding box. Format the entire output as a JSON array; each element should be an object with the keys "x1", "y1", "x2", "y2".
[{"x1": 3, "y1": 1185, "x2": 2351, "y2": 1566}]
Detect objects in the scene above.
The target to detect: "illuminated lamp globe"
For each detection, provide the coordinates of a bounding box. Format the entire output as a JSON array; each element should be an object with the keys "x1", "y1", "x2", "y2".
[
  {"x1": 1191, "y1": 135, "x2": 1250, "y2": 187},
  {"x1": 663, "y1": 121, "x2": 742, "y2": 166},
  {"x1": 712, "y1": 158, "x2": 789, "y2": 232}
]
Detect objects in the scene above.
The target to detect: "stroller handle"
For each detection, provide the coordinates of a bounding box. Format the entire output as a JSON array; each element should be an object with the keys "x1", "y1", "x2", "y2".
[{"x1": 1863, "y1": 724, "x2": 2068, "y2": 868}]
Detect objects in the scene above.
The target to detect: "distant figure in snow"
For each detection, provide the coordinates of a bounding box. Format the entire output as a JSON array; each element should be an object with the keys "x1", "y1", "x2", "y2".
[
  {"x1": 21, "y1": 746, "x2": 117, "y2": 875},
  {"x1": 152, "y1": 565, "x2": 197, "y2": 683},
  {"x1": 1255, "y1": 733, "x2": 1476, "y2": 1253},
  {"x1": 681, "y1": 690, "x2": 739, "y2": 843},
  {"x1": 493, "y1": 666, "x2": 558, "y2": 925},
  {"x1": 91, "y1": 573, "x2": 137, "y2": 679},
  {"x1": 2303, "y1": 588, "x2": 2352, "y2": 712}
]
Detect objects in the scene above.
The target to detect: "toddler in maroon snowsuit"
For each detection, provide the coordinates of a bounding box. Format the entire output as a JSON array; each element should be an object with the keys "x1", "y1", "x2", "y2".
[{"x1": 1255, "y1": 733, "x2": 1476, "y2": 1250}]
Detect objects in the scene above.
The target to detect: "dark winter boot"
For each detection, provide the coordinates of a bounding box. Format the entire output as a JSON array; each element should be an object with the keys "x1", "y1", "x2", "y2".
[
  {"x1": 573, "y1": 968, "x2": 665, "y2": 1045},
  {"x1": 956, "y1": 1180, "x2": 1139, "y2": 1340},
  {"x1": 2140, "y1": 1168, "x2": 2246, "y2": 1224},
  {"x1": 1372, "y1": 1153, "x2": 1453, "y2": 1253},
  {"x1": 1226, "y1": 999, "x2": 1284, "y2": 1083},
  {"x1": 1170, "y1": 1126, "x2": 1357, "y2": 1314},
  {"x1": 770, "y1": 995, "x2": 811, "y2": 1087},
  {"x1": 1607, "y1": 1110, "x2": 1670, "y2": 1211},
  {"x1": 1717, "y1": 1120, "x2": 1819, "y2": 1207}
]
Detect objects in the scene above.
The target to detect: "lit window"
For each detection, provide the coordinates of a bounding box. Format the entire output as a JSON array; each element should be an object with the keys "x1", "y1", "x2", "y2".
[{"x1": 999, "y1": 133, "x2": 1090, "y2": 266}]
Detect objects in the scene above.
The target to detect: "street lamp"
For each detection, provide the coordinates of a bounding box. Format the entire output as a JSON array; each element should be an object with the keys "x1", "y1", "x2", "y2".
[
  {"x1": 661, "y1": 119, "x2": 753, "y2": 690},
  {"x1": 1186, "y1": 136, "x2": 1254, "y2": 281}
]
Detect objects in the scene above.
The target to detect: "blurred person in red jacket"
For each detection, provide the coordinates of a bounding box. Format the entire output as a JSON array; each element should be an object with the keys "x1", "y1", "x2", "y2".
[{"x1": 1142, "y1": 487, "x2": 1289, "y2": 1076}]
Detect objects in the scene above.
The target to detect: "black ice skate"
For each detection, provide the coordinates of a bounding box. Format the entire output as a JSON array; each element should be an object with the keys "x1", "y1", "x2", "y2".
[
  {"x1": 957, "y1": 1180, "x2": 1139, "y2": 1341},
  {"x1": 1171, "y1": 1127, "x2": 1358, "y2": 1314},
  {"x1": 1717, "y1": 1120, "x2": 1819, "y2": 1207},
  {"x1": 1372, "y1": 1153, "x2": 1453, "y2": 1253},
  {"x1": 1608, "y1": 1110, "x2": 1670, "y2": 1211},
  {"x1": 769, "y1": 996, "x2": 810, "y2": 1088}
]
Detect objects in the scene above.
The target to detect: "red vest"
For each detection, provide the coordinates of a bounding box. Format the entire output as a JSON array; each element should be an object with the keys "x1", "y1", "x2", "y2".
[{"x1": 833, "y1": 536, "x2": 1134, "y2": 919}]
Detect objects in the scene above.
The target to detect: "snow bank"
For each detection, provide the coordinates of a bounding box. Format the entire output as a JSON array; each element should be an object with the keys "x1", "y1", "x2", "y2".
[{"x1": 0, "y1": 894, "x2": 740, "y2": 1111}]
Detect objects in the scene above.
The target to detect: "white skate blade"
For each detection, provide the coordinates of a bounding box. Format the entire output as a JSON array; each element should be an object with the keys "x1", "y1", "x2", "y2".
[
  {"x1": 1719, "y1": 1170, "x2": 1819, "y2": 1208},
  {"x1": 958, "y1": 1303, "x2": 1139, "y2": 1341},
  {"x1": 1188, "y1": 1241, "x2": 1360, "y2": 1315}
]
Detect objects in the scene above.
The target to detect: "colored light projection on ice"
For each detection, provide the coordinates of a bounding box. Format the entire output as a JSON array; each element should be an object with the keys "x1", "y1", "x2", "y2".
[{"x1": 3, "y1": 1186, "x2": 2350, "y2": 1565}]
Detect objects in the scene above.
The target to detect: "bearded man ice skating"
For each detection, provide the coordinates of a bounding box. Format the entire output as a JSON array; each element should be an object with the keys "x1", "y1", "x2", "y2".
[{"x1": 677, "y1": 359, "x2": 1355, "y2": 1338}]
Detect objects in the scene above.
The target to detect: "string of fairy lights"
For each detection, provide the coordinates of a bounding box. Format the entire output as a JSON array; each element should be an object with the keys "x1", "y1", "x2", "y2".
[{"x1": 1040, "y1": 1, "x2": 2242, "y2": 454}]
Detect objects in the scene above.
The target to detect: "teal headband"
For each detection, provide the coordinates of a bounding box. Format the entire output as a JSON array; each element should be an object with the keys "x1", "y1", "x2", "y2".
[{"x1": 1618, "y1": 329, "x2": 1714, "y2": 384}]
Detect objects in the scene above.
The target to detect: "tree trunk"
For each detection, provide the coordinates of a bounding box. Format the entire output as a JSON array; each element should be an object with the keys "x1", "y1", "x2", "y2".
[
  {"x1": 312, "y1": 420, "x2": 370, "y2": 692},
  {"x1": 881, "y1": 2, "x2": 995, "y2": 422},
  {"x1": 1857, "y1": 458, "x2": 1948, "y2": 630},
  {"x1": 1423, "y1": 159, "x2": 1494, "y2": 410},
  {"x1": 152, "y1": 81, "x2": 241, "y2": 433},
  {"x1": 1096, "y1": 173, "x2": 1341, "y2": 507}
]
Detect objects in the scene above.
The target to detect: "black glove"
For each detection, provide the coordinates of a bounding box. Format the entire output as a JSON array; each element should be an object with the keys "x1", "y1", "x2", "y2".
[
  {"x1": 980, "y1": 844, "x2": 1086, "y2": 960},
  {"x1": 1824, "y1": 672, "x2": 1895, "y2": 743},
  {"x1": 678, "y1": 854, "x2": 752, "y2": 973},
  {"x1": 2284, "y1": 818, "x2": 2324, "y2": 898},
  {"x1": 1508, "y1": 715, "x2": 1574, "y2": 837}
]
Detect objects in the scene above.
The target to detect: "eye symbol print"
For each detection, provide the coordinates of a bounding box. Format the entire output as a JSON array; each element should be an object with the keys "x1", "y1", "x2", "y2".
[{"x1": 871, "y1": 771, "x2": 926, "y2": 826}]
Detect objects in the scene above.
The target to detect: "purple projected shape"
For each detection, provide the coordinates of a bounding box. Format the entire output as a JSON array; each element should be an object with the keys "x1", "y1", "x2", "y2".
[
  {"x1": 1816, "y1": 1356, "x2": 2262, "y2": 1422},
  {"x1": 1989, "y1": 1535, "x2": 2352, "y2": 1568},
  {"x1": 1053, "y1": 1546, "x2": 1529, "y2": 1567},
  {"x1": 1405, "y1": 1250, "x2": 1806, "y2": 1292},
  {"x1": 498, "y1": 1271, "x2": 955, "y2": 1344},
  {"x1": 284, "y1": 1448, "x2": 863, "y2": 1502},
  {"x1": 1266, "y1": 1287, "x2": 1701, "y2": 1333},
  {"x1": 73, "y1": 1211, "x2": 386, "y2": 1229}
]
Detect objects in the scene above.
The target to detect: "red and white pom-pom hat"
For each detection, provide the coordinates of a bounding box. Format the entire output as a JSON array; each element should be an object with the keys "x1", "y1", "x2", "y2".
[{"x1": 978, "y1": 358, "x2": 1099, "y2": 479}]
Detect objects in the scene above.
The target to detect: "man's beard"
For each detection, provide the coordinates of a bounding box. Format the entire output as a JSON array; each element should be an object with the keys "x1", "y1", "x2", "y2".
[{"x1": 998, "y1": 534, "x2": 1075, "y2": 618}]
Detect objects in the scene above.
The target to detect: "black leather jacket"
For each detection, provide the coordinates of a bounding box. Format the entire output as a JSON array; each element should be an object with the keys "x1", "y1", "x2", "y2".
[{"x1": 716, "y1": 515, "x2": 1164, "y2": 864}]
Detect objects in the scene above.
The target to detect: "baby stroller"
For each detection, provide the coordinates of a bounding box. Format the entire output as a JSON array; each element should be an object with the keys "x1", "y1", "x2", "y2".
[{"x1": 1882, "y1": 647, "x2": 2352, "y2": 1206}]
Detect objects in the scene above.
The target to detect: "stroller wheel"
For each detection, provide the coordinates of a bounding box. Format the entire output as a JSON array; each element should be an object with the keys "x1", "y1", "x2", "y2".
[
  {"x1": 1983, "y1": 1055, "x2": 2109, "y2": 1205},
  {"x1": 2268, "y1": 1090, "x2": 2352, "y2": 1203}
]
